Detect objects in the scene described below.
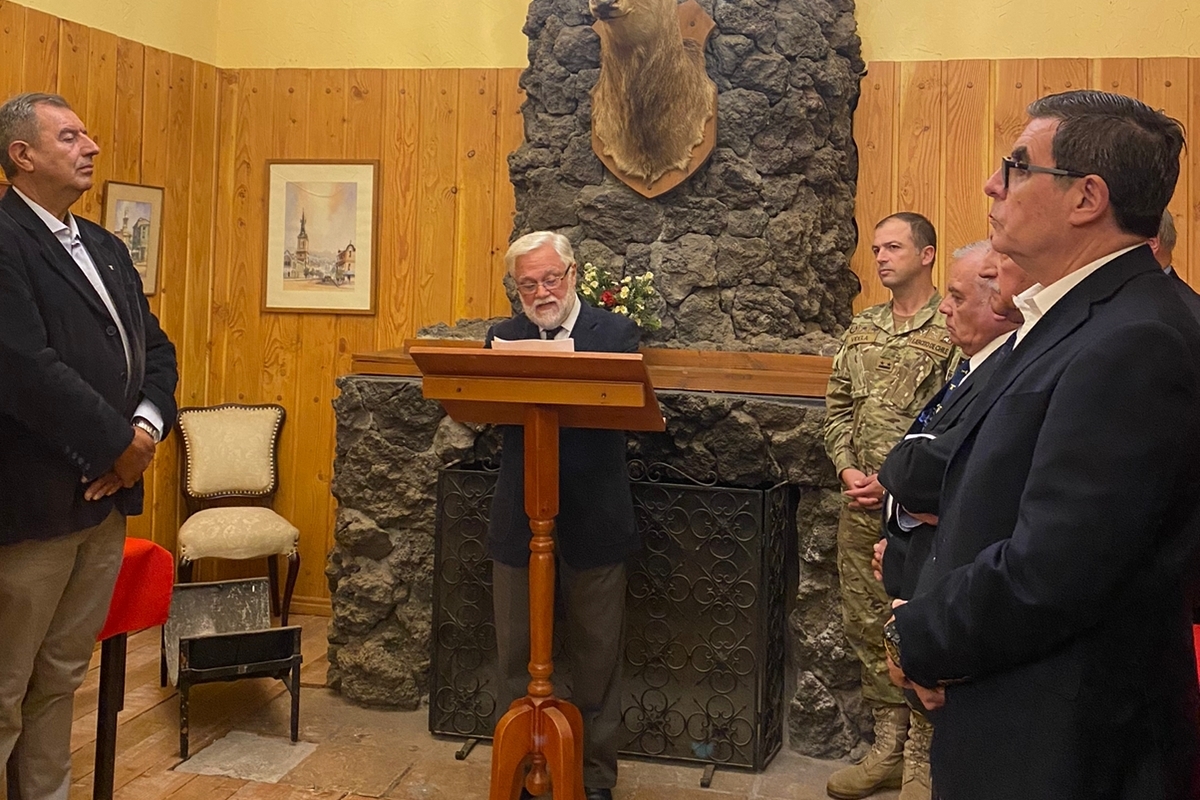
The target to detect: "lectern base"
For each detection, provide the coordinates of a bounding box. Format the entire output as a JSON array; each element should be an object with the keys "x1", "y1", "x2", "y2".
[{"x1": 490, "y1": 696, "x2": 586, "y2": 800}]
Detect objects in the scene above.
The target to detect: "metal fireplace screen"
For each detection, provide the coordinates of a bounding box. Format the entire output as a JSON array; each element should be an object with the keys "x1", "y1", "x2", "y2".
[{"x1": 430, "y1": 463, "x2": 794, "y2": 771}]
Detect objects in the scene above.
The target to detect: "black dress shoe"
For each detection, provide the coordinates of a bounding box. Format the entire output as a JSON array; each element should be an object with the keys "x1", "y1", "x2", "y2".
[{"x1": 584, "y1": 789, "x2": 613, "y2": 800}]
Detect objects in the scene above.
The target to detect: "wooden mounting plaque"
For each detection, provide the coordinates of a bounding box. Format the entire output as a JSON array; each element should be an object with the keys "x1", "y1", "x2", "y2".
[{"x1": 590, "y1": 0, "x2": 718, "y2": 199}]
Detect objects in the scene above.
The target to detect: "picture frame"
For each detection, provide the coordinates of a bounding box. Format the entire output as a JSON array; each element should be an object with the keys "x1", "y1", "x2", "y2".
[
  {"x1": 264, "y1": 160, "x2": 379, "y2": 314},
  {"x1": 102, "y1": 181, "x2": 164, "y2": 295}
]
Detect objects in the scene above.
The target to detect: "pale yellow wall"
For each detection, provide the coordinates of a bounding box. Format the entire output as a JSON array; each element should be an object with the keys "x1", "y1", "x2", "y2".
[
  {"x1": 17, "y1": 0, "x2": 1200, "y2": 68},
  {"x1": 18, "y1": 0, "x2": 218, "y2": 63},
  {"x1": 857, "y1": 0, "x2": 1200, "y2": 61},
  {"x1": 215, "y1": 0, "x2": 532, "y2": 68}
]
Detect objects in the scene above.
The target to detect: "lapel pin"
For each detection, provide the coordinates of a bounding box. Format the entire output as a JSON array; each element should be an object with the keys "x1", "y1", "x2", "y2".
[{"x1": 107, "y1": 264, "x2": 114, "y2": 270}]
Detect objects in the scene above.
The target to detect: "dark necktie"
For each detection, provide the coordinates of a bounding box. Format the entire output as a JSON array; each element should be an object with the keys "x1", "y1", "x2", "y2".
[
  {"x1": 945, "y1": 357, "x2": 971, "y2": 393},
  {"x1": 542, "y1": 325, "x2": 563, "y2": 340},
  {"x1": 916, "y1": 358, "x2": 970, "y2": 431}
]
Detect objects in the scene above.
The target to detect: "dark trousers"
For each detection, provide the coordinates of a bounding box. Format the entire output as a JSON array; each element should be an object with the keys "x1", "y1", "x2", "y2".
[{"x1": 492, "y1": 559, "x2": 626, "y2": 789}]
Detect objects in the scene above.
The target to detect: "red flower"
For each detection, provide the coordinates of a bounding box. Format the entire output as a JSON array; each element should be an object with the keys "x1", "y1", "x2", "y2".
[{"x1": 600, "y1": 290, "x2": 617, "y2": 308}]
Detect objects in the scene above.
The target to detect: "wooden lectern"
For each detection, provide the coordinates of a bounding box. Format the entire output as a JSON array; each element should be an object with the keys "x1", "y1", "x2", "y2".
[{"x1": 409, "y1": 346, "x2": 664, "y2": 800}]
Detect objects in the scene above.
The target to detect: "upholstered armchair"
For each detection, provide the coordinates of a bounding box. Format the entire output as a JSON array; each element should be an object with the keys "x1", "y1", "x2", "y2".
[{"x1": 175, "y1": 404, "x2": 300, "y2": 624}]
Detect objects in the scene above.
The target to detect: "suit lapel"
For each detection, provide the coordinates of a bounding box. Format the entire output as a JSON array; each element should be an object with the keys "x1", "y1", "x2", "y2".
[
  {"x1": 77, "y1": 221, "x2": 135, "y2": 328},
  {"x1": 933, "y1": 344, "x2": 1008, "y2": 426},
  {"x1": 570, "y1": 299, "x2": 600, "y2": 350},
  {"x1": 945, "y1": 247, "x2": 1158, "y2": 465},
  {"x1": 516, "y1": 314, "x2": 540, "y2": 340},
  {"x1": 0, "y1": 191, "x2": 115, "y2": 321}
]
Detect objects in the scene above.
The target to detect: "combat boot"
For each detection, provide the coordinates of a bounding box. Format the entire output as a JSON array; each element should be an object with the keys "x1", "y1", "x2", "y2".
[
  {"x1": 826, "y1": 704, "x2": 909, "y2": 799},
  {"x1": 899, "y1": 710, "x2": 932, "y2": 800}
]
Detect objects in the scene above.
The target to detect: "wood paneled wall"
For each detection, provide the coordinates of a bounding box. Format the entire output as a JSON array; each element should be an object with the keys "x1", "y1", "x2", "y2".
[
  {"x1": 1, "y1": 2, "x2": 524, "y2": 615},
  {"x1": 9, "y1": 0, "x2": 1200, "y2": 615},
  {"x1": 0, "y1": 3, "x2": 224, "y2": 590},
  {"x1": 207, "y1": 68, "x2": 523, "y2": 613},
  {"x1": 850, "y1": 58, "x2": 1199, "y2": 311}
]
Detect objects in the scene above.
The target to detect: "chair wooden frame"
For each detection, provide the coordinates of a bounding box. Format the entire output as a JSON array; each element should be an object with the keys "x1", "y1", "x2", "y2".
[{"x1": 175, "y1": 403, "x2": 299, "y2": 625}]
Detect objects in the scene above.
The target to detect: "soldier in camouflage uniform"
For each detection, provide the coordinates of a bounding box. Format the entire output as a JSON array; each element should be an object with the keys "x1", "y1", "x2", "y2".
[{"x1": 823, "y1": 212, "x2": 958, "y2": 800}]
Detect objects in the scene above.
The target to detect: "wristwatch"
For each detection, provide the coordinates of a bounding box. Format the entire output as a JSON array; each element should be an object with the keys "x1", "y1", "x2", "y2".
[
  {"x1": 132, "y1": 417, "x2": 161, "y2": 443},
  {"x1": 882, "y1": 619, "x2": 902, "y2": 666}
]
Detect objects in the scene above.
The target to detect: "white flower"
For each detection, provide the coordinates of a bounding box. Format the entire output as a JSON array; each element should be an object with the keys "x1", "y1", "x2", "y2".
[
  {"x1": 644, "y1": 271, "x2": 654, "y2": 280},
  {"x1": 615, "y1": 306, "x2": 628, "y2": 315},
  {"x1": 620, "y1": 286, "x2": 629, "y2": 298}
]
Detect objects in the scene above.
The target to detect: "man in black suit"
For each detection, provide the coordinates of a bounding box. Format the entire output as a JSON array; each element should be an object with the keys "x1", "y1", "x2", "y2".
[
  {"x1": 1148, "y1": 209, "x2": 1200, "y2": 326},
  {"x1": 871, "y1": 242, "x2": 1029, "y2": 800},
  {"x1": 878, "y1": 242, "x2": 1028, "y2": 602},
  {"x1": 885, "y1": 90, "x2": 1200, "y2": 799},
  {"x1": 0, "y1": 93, "x2": 177, "y2": 800},
  {"x1": 878, "y1": 251, "x2": 1034, "y2": 534},
  {"x1": 485, "y1": 231, "x2": 639, "y2": 800},
  {"x1": 1148, "y1": 208, "x2": 1178, "y2": 275}
]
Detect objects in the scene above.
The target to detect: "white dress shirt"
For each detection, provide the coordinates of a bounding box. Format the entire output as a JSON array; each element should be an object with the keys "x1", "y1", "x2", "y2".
[
  {"x1": 1012, "y1": 244, "x2": 1140, "y2": 348},
  {"x1": 12, "y1": 187, "x2": 163, "y2": 437},
  {"x1": 967, "y1": 330, "x2": 1011, "y2": 377},
  {"x1": 540, "y1": 293, "x2": 583, "y2": 339}
]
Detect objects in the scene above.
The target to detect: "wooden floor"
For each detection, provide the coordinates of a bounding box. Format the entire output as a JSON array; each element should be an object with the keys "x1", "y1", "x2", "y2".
[
  {"x1": 0, "y1": 616, "x2": 886, "y2": 800},
  {"x1": 2, "y1": 616, "x2": 331, "y2": 800}
]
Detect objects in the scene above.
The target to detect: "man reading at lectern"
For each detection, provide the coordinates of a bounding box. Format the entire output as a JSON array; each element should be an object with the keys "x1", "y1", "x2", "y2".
[{"x1": 484, "y1": 231, "x2": 639, "y2": 800}]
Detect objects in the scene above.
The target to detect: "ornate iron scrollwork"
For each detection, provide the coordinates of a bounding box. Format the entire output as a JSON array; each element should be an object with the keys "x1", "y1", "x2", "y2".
[
  {"x1": 627, "y1": 459, "x2": 718, "y2": 487},
  {"x1": 429, "y1": 465, "x2": 794, "y2": 771}
]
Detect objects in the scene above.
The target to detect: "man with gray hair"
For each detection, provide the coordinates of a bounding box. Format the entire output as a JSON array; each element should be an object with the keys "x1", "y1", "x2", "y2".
[
  {"x1": 1148, "y1": 209, "x2": 1178, "y2": 273},
  {"x1": 879, "y1": 242, "x2": 1027, "y2": 602},
  {"x1": 1147, "y1": 209, "x2": 1200, "y2": 327},
  {"x1": 870, "y1": 241, "x2": 1028, "y2": 800},
  {"x1": 887, "y1": 90, "x2": 1200, "y2": 798},
  {"x1": 484, "y1": 231, "x2": 639, "y2": 800},
  {"x1": 0, "y1": 92, "x2": 177, "y2": 800}
]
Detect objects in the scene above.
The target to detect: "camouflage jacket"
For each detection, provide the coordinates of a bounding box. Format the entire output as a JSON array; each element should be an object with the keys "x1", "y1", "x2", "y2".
[{"x1": 823, "y1": 292, "x2": 959, "y2": 476}]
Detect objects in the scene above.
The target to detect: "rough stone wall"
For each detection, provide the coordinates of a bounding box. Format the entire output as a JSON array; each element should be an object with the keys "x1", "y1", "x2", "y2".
[
  {"x1": 328, "y1": 376, "x2": 873, "y2": 756},
  {"x1": 513, "y1": 0, "x2": 865, "y2": 351}
]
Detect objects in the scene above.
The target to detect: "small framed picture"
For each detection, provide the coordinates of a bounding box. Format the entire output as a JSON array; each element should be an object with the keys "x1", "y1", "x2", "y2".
[
  {"x1": 264, "y1": 160, "x2": 379, "y2": 314},
  {"x1": 102, "y1": 181, "x2": 164, "y2": 295}
]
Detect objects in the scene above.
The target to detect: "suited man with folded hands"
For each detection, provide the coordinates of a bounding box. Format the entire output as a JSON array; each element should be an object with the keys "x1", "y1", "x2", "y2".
[
  {"x1": 885, "y1": 90, "x2": 1200, "y2": 799},
  {"x1": 0, "y1": 92, "x2": 177, "y2": 800},
  {"x1": 877, "y1": 244, "x2": 1032, "y2": 600}
]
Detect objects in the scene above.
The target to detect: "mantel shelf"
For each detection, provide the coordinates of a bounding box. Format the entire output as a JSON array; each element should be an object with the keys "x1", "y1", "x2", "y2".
[{"x1": 351, "y1": 340, "x2": 834, "y2": 399}]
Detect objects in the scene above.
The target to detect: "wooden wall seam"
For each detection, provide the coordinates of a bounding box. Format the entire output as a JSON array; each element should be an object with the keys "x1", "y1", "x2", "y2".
[
  {"x1": 8, "y1": 1, "x2": 1200, "y2": 610},
  {"x1": 850, "y1": 57, "x2": 1199, "y2": 311}
]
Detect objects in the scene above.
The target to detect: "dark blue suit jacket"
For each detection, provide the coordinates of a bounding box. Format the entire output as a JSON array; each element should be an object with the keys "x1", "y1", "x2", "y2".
[
  {"x1": 1166, "y1": 266, "x2": 1200, "y2": 324},
  {"x1": 484, "y1": 300, "x2": 640, "y2": 570},
  {"x1": 878, "y1": 341, "x2": 1010, "y2": 599},
  {"x1": 0, "y1": 189, "x2": 178, "y2": 544},
  {"x1": 895, "y1": 245, "x2": 1200, "y2": 799}
]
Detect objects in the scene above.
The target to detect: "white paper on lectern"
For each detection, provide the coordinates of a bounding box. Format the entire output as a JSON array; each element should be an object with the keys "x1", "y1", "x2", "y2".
[{"x1": 491, "y1": 337, "x2": 576, "y2": 352}]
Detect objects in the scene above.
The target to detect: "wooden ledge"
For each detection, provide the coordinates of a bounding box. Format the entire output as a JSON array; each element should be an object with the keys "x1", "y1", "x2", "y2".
[{"x1": 351, "y1": 339, "x2": 833, "y2": 399}]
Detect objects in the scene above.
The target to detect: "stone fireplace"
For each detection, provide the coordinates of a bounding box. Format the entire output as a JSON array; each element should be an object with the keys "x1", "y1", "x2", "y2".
[{"x1": 327, "y1": 0, "x2": 874, "y2": 762}]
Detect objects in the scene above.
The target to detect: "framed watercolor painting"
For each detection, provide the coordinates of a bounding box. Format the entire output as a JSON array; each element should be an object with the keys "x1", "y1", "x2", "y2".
[
  {"x1": 264, "y1": 160, "x2": 379, "y2": 314},
  {"x1": 102, "y1": 181, "x2": 164, "y2": 295}
]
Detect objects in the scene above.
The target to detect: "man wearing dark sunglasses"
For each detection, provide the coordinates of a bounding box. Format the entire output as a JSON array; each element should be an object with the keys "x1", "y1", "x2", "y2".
[{"x1": 886, "y1": 90, "x2": 1200, "y2": 799}]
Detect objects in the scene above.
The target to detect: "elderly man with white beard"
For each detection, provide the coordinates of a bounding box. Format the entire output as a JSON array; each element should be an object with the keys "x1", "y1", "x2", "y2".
[{"x1": 483, "y1": 231, "x2": 640, "y2": 800}]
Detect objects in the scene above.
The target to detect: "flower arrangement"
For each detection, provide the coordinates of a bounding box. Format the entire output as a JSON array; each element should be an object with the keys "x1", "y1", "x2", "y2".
[{"x1": 578, "y1": 262, "x2": 662, "y2": 331}]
